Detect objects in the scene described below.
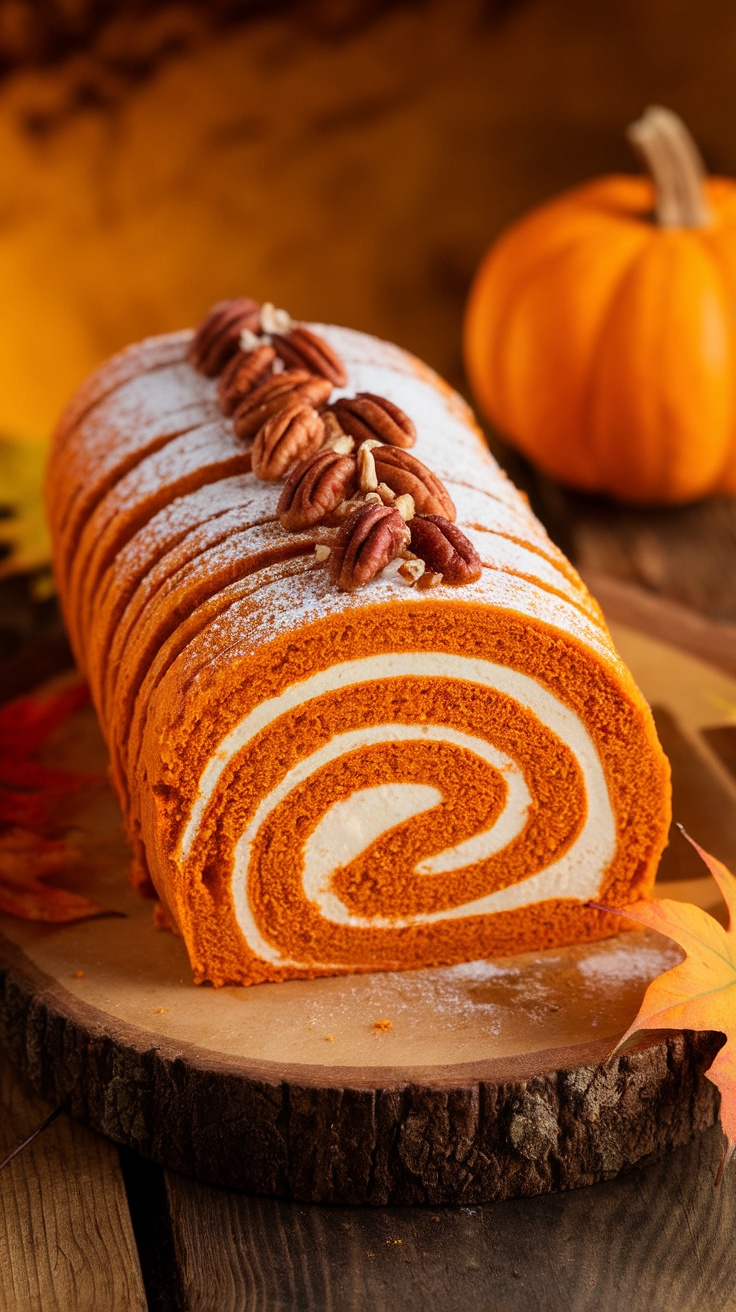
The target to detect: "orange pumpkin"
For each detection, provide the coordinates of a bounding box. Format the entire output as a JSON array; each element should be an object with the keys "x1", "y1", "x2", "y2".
[{"x1": 464, "y1": 107, "x2": 736, "y2": 505}]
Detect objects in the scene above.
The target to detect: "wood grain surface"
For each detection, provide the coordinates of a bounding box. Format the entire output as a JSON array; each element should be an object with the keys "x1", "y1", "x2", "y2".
[
  {"x1": 161, "y1": 1129, "x2": 736, "y2": 1312},
  {"x1": 0, "y1": 1057, "x2": 146, "y2": 1312}
]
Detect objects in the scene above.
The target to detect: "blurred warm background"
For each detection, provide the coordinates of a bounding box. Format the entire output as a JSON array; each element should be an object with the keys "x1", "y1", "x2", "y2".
[
  {"x1": 1, "y1": 0, "x2": 735, "y2": 641},
  {"x1": 4, "y1": 0, "x2": 736, "y2": 433}
]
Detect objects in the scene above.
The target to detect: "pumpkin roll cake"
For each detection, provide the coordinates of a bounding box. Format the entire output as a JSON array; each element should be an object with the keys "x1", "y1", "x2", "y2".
[{"x1": 46, "y1": 300, "x2": 671, "y2": 985}]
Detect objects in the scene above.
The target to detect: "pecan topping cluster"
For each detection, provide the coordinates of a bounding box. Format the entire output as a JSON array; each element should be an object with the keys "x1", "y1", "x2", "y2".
[{"x1": 190, "y1": 298, "x2": 483, "y2": 593}]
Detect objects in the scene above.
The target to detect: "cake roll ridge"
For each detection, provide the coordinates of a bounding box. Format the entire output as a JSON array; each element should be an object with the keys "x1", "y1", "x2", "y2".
[
  {"x1": 52, "y1": 331, "x2": 191, "y2": 453},
  {"x1": 47, "y1": 308, "x2": 671, "y2": 986}
]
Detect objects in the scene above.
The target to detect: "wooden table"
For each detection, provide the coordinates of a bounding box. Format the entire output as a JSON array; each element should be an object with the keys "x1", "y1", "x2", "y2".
[{"x1": 1, "y1": 1050, "x2": 734, "y2": 1312}]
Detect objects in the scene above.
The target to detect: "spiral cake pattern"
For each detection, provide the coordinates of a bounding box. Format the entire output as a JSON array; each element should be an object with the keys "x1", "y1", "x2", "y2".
[{"x1": 47, "y1": 319, "x2": 670, "y2": 985}]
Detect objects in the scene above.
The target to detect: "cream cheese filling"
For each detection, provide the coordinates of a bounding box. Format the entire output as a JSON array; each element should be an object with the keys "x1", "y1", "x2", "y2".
[{"x1": 177, "y1": 653, "x2": 617, "y2": 968}]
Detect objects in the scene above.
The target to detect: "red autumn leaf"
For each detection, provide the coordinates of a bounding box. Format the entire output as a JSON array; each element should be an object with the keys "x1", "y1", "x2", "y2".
[
  {"x1": 0, "y1": 681, "x2": 106, "y2": 922},
  {"x1": 0, "y1": 681, "x2": 94, "y2": 831},
  {"x1": 593, "y1": 830, "x2": 736, "y2": 1178},
  {"x1": 0, "y1": 827, "x2": 104, "y2": 922}
]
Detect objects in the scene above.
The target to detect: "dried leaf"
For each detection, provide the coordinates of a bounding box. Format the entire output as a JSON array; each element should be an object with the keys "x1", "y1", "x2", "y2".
[
  {"x1": 0, "y1": 434, "x2": 52, "y2": 587},
  {"x1": 0, "y1": 681, "x2": 106, "y2": 922},
  {"x1": 593, "y1": 830, "x2": 736, "y2": 1177},
  {"x1": 0, "y1": 827, "x2": 103, "y2": 922},
  {"x1": 0, "y1": 682, "x2": 96, "y2": 832}
]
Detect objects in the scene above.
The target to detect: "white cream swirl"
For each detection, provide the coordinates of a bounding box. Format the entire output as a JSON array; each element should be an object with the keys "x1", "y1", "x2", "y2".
[{"x1": 177, "y1": 653, "x2": 617, "y2": 968}]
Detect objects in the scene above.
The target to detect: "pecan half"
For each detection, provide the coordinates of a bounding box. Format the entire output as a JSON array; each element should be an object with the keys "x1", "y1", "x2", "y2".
[
  {"x1": 252, "y1": 403, "x2": 325, "y2": 481},
  {"x1": 233, "y1": 370, "x2": 332, "y2": 441},
  {"x1": 218, "y1": 344, "x2": 276, "y2": 414},
  {"x1": 408, "y1": 516, "x2": 482, "y2": 585},
  {"x1": 277, "y1": 449, "x2": 359, "y2": 530},
  {"x1": 371, "y1": 446, "x2": 456, "y2": 519},
  {"x1": 329, "y1": 393, "x2": 416, "y2": 448},
  {"x1": 189, "y1": 298, "x2": 261, "y2": 376},
  {"x1": 272, "y1": 326, "x2": 347, "y2": 387},
  {"x1": 330, "y1": 503, "x2": 408, "y2": 592}
]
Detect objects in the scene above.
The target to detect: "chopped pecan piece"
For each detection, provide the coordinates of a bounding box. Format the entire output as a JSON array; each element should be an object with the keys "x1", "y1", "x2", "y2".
[
  {"x1": 330, "y1": 497, "x2": 366, "y2": 522},
  {"x1": 252, "y1": 403, "x2": 325, "y2": 480},
  {"x1": 408, "y1": 516, "x2": 482, "y2": 585},
  {"x1": 189, "y1": 298, "x2": 261, "y2": 376},
  {"x1": 357, "y1": 442, "x2": 379, "y2": 492},
  {"x1": 329, "y1": 393, "x2": 416, "y2": 448},
  {"x1": 320, "y1": 411, "x2": 353, "y2": 452},
  {"x1": 372, "y1": 446, "x2": 455, "y2": 519},
  {"x1": 398, "y1": 557, "x2": 425, "y2": 584},
  {"x1": 330, "y1": 503, "x2": 408, "y2": 591},
  {"x1": 260, "y1": 302, "x2": 292, "y2": 334},
  {"x1": 393, "y1": 493, "x2": 415, "y2": 521},
  {"x1": 277, "y1": 449, "x2": 359, "y2": 530},
  {"x1": 233, "y1": 371, "x2": 332, "y2": 441},
  {"x1": 218, "y1": 344, "x2": 277, "y2": 414},
  {"x1": 272, "y1": 326, "x2": 347, "y2": 386}
]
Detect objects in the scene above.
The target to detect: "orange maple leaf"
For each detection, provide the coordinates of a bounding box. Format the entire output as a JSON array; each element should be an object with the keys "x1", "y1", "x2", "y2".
[
  {"x1": 0, "y1": 681, "x2": 106, "y2": 922},
  {"x1": 594, "y1": 830, "x2": 735, "y2": 1179}
]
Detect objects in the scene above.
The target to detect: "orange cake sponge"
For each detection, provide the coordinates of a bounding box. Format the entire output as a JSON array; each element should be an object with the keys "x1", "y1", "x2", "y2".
[{"x1": 46, "y1": 302, "x2": 671, "y2": 986}]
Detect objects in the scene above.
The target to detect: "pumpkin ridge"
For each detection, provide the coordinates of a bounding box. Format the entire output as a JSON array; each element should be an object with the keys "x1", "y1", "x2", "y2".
[
  {"x1": 662, "y1": 236, "x2": 733, "y2": 499},
  {"x1": 467, "y1": 216, "x2": 639, "y2": 432},
  {"x1": 579, "y1": 236, "x2": 661, "y2": 493},
  {"x1": 503, "y1": 227, "x2": 652, "y2": 485},
  {"x1": 588, "y1": 234, "x2": 731, "y2": 502},
  {"x1": 653, "y1": 239, "x2": 681, "y2": 499},
  {"x1": 495, "y1": 229, "x2": 630, "y2": 433},
  {"x1": 692, "y1": 229, "x2": 736, "y2": 495}
]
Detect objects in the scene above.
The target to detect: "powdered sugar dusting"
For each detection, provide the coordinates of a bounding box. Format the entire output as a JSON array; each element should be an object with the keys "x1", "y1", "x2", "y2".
[
  {"x1": 444, "y1": 482, "x2": 574, "y2": 569},
  {"x1": 108, "y1": 475, "x2": 265, "y2": 586},
  {"x1": 173, "y1": 547, "x2": 616, "y2": 679},
  {"x1": 576, "y1": 940, "x2": 683, "y2": 984},
  {"x1": 218, "y1": 929, "x2": 682, "y2": 1062},
  {"x1": 52, "y1": 332, "x2": 191, "y2": 450},
  {"x1": 69, "y1": 420, "x2": 249, "y2": 654},
  {"x1": 73, "y1": 420, "x2": 241, "y2": 579}
]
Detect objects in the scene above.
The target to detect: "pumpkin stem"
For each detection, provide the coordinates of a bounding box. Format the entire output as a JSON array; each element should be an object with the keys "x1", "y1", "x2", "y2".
[{"x1": 627, "y1": 106, "x2": 711, "y2": 228}]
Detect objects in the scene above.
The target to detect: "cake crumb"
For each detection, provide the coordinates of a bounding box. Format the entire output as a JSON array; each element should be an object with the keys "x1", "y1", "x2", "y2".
[
  {"x1": 373, "y1": 1018, "x2": 393, "y2": 1032},
  {"x1": 325, "y1": 1034, "x2": 334, "y2": 1042},
  {"x1": 155, "y1": 1007, "x2": 167, "y2": 1015},
  {"x1": 153, "y1": 902, "x2": 180, "y2": 934}
]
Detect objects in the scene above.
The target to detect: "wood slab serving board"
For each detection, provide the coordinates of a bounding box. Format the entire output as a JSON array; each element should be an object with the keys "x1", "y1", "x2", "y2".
[{"x1": 0, "y1": 617, "x2": 733, "y2": 1205}]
